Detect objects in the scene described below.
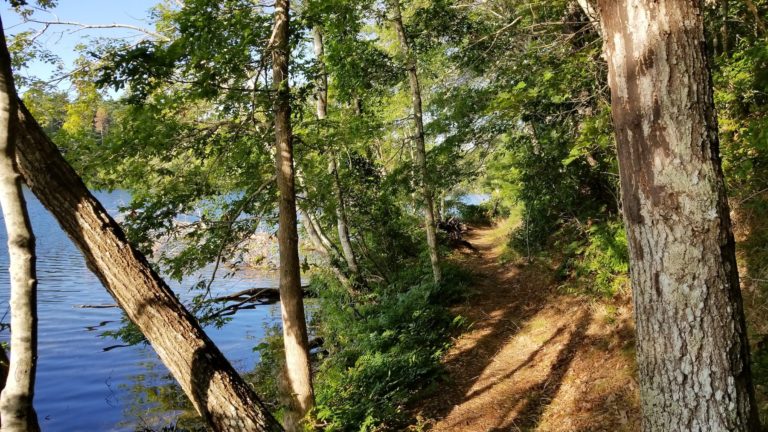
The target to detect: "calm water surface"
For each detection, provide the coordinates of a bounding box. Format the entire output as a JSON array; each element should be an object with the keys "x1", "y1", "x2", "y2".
[{"x1": 0, "y1": 190, "x2": 281, "y2": 431}]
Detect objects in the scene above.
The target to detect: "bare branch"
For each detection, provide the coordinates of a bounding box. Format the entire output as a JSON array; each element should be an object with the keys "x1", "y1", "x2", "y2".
[{"x1": 22, "y1": 18, "x2": 170, "y2": 42}]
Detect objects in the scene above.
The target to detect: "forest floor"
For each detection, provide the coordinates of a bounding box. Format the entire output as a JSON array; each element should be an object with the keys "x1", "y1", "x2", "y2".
[{"x1": 415, "y1": 223, "x2": 642, "y2": 431}]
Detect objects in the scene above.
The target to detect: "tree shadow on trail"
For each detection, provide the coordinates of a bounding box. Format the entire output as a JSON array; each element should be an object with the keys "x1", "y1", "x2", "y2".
[
  {"x1": 417, "y1": 225, "x2": 635, "y2": 431},
  {"x1": 488, "y1": 311, "x2": 592, "y2": 431},
  {"x1": 461, "y1": 324, "x2": 567, "y2": 402},
  {"x1": 420, "y1": 227, "x2": 562, "y2": 424}
]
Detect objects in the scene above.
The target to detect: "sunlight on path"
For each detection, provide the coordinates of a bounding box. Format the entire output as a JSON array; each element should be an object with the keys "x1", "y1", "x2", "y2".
[{"x1": 419, "y1": 225, "x2": 641, "y2": 432}]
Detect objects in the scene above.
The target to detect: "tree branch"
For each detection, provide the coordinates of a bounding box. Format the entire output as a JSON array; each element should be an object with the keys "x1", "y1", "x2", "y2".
[{"x1": 22, "y1": 18, "x2": 170, "y2": 42}]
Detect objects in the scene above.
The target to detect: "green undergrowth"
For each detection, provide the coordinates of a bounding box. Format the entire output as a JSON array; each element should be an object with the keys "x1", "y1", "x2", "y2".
[
  {"x1": 249, "y1": 262, "x2": 471, "y2": 431},
  {"x1": 504, "y1": 209, "x2": 629, "y2": 298},
  {"x1": 552, "y1": 219, "x2": 629, "y2": 298},
  {"x1": 752, "y1": 342, "x2": 768, "y2": 424},
  {"x1": 452, "y1": 200, "x2": 499, "y2": 226},
  {"x1": 736, "y1": 198, "x2": 768, "y2": 423}
]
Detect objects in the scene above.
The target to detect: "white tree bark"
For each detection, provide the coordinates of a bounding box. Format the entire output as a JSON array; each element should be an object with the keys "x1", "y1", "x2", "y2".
[
  {"x1": 576, "y1": 0, "x2": 601, "y2": 35},
  {"x1": 0, "y1": 18, "x2": 40, "y2": 432},
  {"x1": 312, "y1": 27, "x2": 359, "y2": 275},
  {"x1": 389, "y1": 0, "x2": 442, "y2": 284}
]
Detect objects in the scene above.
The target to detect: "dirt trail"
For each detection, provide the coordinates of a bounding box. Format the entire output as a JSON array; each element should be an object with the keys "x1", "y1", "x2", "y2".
[{"x1": 418, "y1": 225, "x2": 642, "y2": 431}]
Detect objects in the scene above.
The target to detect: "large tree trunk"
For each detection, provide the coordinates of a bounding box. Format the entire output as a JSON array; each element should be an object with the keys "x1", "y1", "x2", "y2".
[
  {"x1": 389, "y1": 0, "x2": 441, "y2": 284},
  {"x1": 12, "y1": 87, "x2": 283, "y2": 432},
  {"x1": 271, "y1": 0, "x2": 314, "y2": 428},
  {"x1": 312, "y1": 27, "x2": 359, "y2": 275},
  {"x1": 597, "y1": 1, "x2": 760, "y2": 431},
  {"x1": 0, "y1": 19, "x2": 40, "y2": 432}
]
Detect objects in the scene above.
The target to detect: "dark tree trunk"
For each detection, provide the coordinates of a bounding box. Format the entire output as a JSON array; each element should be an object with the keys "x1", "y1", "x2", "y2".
[
  {"x1": 597, "y1": 1, "x2": 760, "y2": 430},
  {"x1": 271, "y1": 0, "x2": 314, "y2": 429}
]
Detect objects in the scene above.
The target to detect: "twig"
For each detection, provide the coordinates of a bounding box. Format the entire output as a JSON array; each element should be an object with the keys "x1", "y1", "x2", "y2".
[{"x1": 22, "y1": 18, "x2": 170, "y2": 42}]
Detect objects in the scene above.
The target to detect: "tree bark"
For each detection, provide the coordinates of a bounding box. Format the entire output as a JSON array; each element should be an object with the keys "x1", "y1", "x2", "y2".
[
  {"x1": 721, "y1": 0, "x2": 729, "y2": 57},
  {"x1": 271, "y1": 0, "x2": 315, "y2": 428},
  {"x1": 312, "y1": 27, "x2": 359, "y2": 275},
  {"x1": 300, "y1": 210, "x2": 352, "y2": 288},
  {"x1": 0, "y1": 18, "x2": 40, "y2": 432},
  {"x1": 12, "y1": 90, "x2": 283, "y2": 432},
  {"x1": 303, "y1": 207, "x2": 341, "y2": 262},
  {"x1": 575, "y1": 0, "x2": 601, "y2": 35},
  {"x1": 389, "y1": 0, "x2": 441, "y2": 284},
  {"x1": 330, "y1": 157, "x2": 358, "y2": 273},
  {"x1": 744, "y1": 0, "x2": 766, "y2": 36},
  {"x1": 597, "y1": 1, "x2": 760, "y2": 431}
]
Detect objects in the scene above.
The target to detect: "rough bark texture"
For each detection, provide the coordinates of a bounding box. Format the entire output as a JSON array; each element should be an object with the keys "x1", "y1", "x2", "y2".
[
  {"x1": 389, "y1": 0, "x2": 441, "y2": 284},
  {"x1": 271, "y1": 0, "x2": 315, "y2": 427},
  {"x1": 312, "y1": 27, "x2": 359, "y2": 275},
  {"x1": 13, "y1": 102, "x2": 282, "y2": 432},
  {"x1": 0, "y1": 19, "x2": 40, "y2": 432},
  {"x1": 598, "y1": 1, "x2": 760, "y2": 431}
]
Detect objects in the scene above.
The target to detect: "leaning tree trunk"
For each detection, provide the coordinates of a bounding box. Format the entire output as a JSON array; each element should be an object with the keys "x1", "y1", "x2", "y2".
[
  {"x1": 312, "y1": 27, "x2": 359, "y2": 275},
  {"x1": 389, "y1": 0, "x2": 441, "y2": 284},
  {"x1": 0, "y1": 19, "x2": 40, "y2": 432},
  {"x1": 597, "y1": 1, "x2": 760, "y2": 431},
  {"x1": 271, "y1": 0, "x2": 315, "y2": 428},
  {"x1": 9, "y1": 75, "x2": 282, "y2": 432}
]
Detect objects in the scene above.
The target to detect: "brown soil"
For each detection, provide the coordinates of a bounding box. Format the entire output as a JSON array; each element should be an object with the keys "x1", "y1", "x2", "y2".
[{"x1": 415, "y1": 225, "x2": 642, "y2": 431}]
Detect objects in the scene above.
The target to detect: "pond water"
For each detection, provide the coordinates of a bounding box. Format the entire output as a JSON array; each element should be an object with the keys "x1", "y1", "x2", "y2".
[
  {"x1": 457, "y1": 193, "x2": 490, "y2": 206},
  {"x1": 0, "y1": 190, "x2": 282, "y2": 431}
]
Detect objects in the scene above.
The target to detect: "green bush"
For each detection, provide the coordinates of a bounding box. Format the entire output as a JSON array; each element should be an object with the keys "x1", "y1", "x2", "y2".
[
  {"x1": 247, "y1": 326, "x2": 286, "y2": 416},
  {"x1": 554, "y1": 220, "x2": 629, "y2": 297},
  {"x1": 312, "y1": 263, "x2": 468, "y2": 431},
  {"x1": 579, "y1": 221, "x2": 629, "y2": 296},
  {"x1": 751, "y1": 339, "x2": 768, "y2": 424},
  {"x1": 248, "y1": 262, "x2": 469, "y2": 431},
  {"x1": 453, "y1": 201, "x2": 493, "y2": 225}
]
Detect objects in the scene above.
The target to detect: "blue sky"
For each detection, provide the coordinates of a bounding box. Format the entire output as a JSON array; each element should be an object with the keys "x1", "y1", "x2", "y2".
[{"x1": 3, "y1": 0, "x2": 161, "y2": 83}]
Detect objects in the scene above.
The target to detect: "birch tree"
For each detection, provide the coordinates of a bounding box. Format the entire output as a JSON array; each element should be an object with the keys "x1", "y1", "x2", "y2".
[
  {"x1": 0, "y1": 16, "x2": 39, "y2": 432},
  {"x1": 312, "y1": 27, "x2": 359, "y2": 276},
  {"x1": 388, "y1": 0, "x2": 441, "y2": 284}
]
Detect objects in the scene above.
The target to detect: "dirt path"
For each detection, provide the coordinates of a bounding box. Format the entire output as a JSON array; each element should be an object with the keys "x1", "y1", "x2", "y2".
[{"x1": 418, "y1": 225, "x2": 642, "y2": 431}]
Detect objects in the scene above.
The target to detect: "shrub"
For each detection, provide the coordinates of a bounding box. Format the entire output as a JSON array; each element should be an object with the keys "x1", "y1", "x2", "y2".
[
  {"x1": 248, "y1": 262, "x2": 469, "y2": 431},
  {"x1": 453, "y1": 201, "x2": 493, "y2": 225},
  {"x1": 312, "y1": 263, "x2": 468, "y2": 431},
  {"x1": 553, "y1": 219, "x2": 629, "y2": 297}
]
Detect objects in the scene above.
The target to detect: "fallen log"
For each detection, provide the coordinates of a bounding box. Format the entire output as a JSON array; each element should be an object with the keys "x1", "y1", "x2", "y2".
[{"x1": 208, "y1": 286, "x2": 311, "y2": 304}]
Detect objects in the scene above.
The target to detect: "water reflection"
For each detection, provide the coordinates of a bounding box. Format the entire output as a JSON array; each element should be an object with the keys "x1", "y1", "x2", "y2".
[
  {"x1": 118, "y1": 360, "x2": 203, "y2": 432},
  {"x1": 0, "y1": 189, "x2": 281, "y2": 431}
]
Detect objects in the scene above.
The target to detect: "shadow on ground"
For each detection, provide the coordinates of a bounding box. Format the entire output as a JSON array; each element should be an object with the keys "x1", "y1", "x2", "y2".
[{"x1": 416, "y1": 225, "x2": 641, "y2": 432}]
